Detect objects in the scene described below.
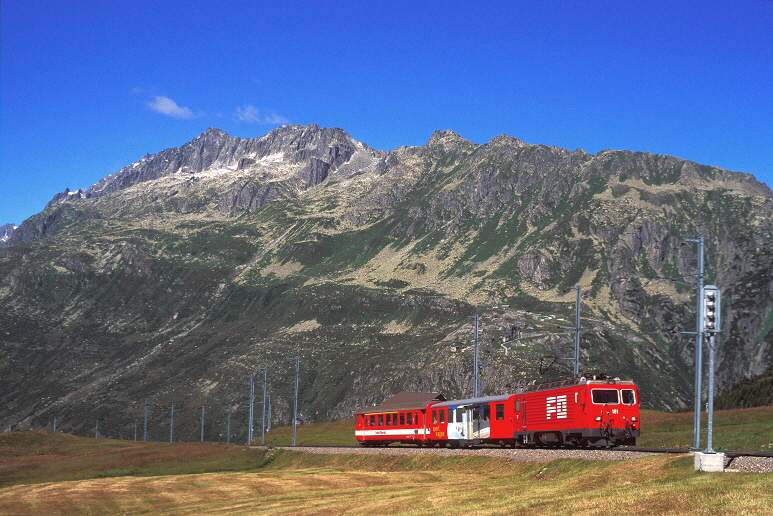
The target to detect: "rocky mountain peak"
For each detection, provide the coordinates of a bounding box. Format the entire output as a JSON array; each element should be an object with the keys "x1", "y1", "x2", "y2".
[
  {"x1": 427, "y1": 129, "x2": 470, "y2": 146},
  {"x1": 192, "y1": 127, "x2": 230, "y2": 142},
  {"x1": 486, "y1": 134, "x2": 528, "y2": 149},
  {"x1": 43, "y1": 124, "x2": 369, "y2": 212}
]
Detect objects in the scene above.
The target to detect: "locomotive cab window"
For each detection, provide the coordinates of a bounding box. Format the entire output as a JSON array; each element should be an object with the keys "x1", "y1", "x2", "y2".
[
  {"x1": 591, "y1": 389, "x2": 620, "y2": 404},
  {"x1": 440, "y1": 410, "x2": 445, "y2": 423},
  {"x1": 622, "y1": 389, "x2": 636, "y2": 405},
  {"x1": 495, "y1": 404, "x2": 505, "y2": 420}
]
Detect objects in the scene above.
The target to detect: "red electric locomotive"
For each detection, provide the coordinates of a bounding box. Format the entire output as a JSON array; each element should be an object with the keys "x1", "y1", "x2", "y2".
[
  {"x1": 354, "y1": 373, "x2": 640, "y2": 448},
  {"x1": 511, "y1": 373, "x2": 639, "y2": 447}
]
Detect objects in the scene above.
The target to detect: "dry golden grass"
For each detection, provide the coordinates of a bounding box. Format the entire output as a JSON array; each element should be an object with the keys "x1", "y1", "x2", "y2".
[
  {"x1": 2, "y1": 449, "x2": 772, "y2": 515},
  {"x1": 3, "y1": 409, "x2": 773, "y2": 515}
]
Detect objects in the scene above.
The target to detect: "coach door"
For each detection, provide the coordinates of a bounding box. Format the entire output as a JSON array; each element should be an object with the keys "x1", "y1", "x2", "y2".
[
  {"x1": 458, "y1": 406, "x2": 474, "y2": 442},
  {"x1": 448, "y1": 405, "x2": 473, "y2": 440}
]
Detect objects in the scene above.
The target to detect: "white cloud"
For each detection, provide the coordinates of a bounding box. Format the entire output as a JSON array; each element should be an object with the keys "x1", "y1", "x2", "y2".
[
  {"x1": 236, "y1": 104, "x2": 261, "y2": 123},
  {"x1": 263, "y1": 112, "x2": 290, "y2": 124},
  {"x1": 236, "y1": 105, "x2": 289, "y2": 124},
  {"x1": 148, "y1": 96, "x2": 197, "y2": 119}
]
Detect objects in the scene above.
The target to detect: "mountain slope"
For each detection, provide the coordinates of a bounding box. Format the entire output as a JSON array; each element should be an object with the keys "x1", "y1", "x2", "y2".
[{"x1": 1, "y1": 125, "x2": 771, "y2": 440}]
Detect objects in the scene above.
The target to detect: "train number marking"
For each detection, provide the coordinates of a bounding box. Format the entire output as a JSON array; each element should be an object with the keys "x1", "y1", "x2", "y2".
[{"x1": 546, "y1": 395, "x2": 568, "y2": 419}]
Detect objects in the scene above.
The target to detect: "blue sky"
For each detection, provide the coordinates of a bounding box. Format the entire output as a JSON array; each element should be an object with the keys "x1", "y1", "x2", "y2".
[{"x1": 1, "y1": 0, "x2": 772, "y2": 226}]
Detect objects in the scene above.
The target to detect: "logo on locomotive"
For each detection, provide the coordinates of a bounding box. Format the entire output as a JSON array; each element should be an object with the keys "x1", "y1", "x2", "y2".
[{"x1": 546, "y1": 395, "x2": 567, "y2": 419}]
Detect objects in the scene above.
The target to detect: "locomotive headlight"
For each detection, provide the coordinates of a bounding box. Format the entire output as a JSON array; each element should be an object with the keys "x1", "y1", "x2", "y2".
[
  {"x1": 594, "y1": 416, "x2": 602, "y2": 422},
  {"x1": 631, "y1": 417, "x2": 638, "y2": 422}
]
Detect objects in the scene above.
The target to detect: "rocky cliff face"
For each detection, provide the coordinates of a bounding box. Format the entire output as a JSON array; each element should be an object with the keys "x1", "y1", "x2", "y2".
[
  {"x1": 1, "y1": 125, "x2": 771, "y2": 440},
  {"x1": 0, "y1": 224, "x2": 15, "y2": 248},
  {"x1": 41, "y1": 125, "x2": 378, "y2": 211}
]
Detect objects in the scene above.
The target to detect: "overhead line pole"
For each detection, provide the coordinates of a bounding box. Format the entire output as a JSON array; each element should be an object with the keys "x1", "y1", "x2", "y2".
[
  {"x1": 685, "y1": 236, "x2": 704, "y2": 450},
  {"x1": 261, "y1": 367, "x2": 268, "y2": 445},
  {"x1": 288, "y1": 357, "x2": 300, "y2": 446},
  {"x1": 468, "y1": 315, "x2": 480, "y2": 398},
  {"x1": 247, "y1": 375, "x2": 255, "y2": 445}
]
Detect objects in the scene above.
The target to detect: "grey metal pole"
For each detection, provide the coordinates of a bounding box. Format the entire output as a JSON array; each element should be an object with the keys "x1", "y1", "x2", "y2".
[
  {"x1": 687, "y1": 236, "x2": 705, "y2": 450},
  {"x1": 706, "y1": 333, "x2": 716, "y2": 453},
  {"x1": 143, "y1": 398, "x2": 149, "y2": 442},
  {"x1": 169, "y1": 404, "x2": 174, "y2": 443},
  {"x1": 292, "y1": 357, "x2": 299, "y2": 446},
  {"x1": 200, "y1": 405, "x2": 205, "y2": 442},
  {"x1": 95, "y1": 420, "x2": 99, "y2": 439},
  {"x1": 248, "y1": 375, "x2": 255, "y2": 444},
  {"x1": 134, "y1": 418, "x2": 138, "y2": 441},
  {"x1": 574, "y1": 286, "x2": 581, "y2": 377},
  {"x1": 468, "y1": 315, "x2": 480, "y2": 398},
  {"x1": 227, "y1": 404, "x2": 231, "y2": 444},
  {"x1": 267, "y1": 395, "x2": 272, "y2": 433},
  {"x1": 261, "y1": 368, "x2": 267, "y2": 445},
  {"x1": 53, "y1": 418, "x2": 57, "y2": 432}
]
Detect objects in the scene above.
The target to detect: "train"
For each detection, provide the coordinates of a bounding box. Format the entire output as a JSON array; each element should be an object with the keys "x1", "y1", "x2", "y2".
[{"x1": 355, "y1": 373, "x2": 640, "y2": 448}]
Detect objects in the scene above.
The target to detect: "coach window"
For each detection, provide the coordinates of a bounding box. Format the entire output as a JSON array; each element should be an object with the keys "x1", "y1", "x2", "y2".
[
  {"x1": 369, "y1": 415, "x2": 375, "y2": 426},
  {"x1": 378, "y1": 414, "x2": 384, "y2": 426},
  {"x1": 447, "y1": 409, "x2": 454, "y2": 423},
  {"x1": 592, "y1": 389, "x2": 620, "y2": 404},
  {"x1": 456, "y1": 407, "x2": 463, "y2": 421},
  {"x1": 432, "y1": 410, "x2": 437, "y2": 424},
  {"x1": 495, "y1": 404, "x2": 505, "y2": 420},
  {"x1": 399, "y1": 413, "x2": 405, "y2": 425},
  {"x1": 393, "y1": 414, "x2": 398, "y2": 426},
  {"x1": 622, "y1": 389, "x2": 636, "y2": 405},
  {"x1": 484, "y1": 406, "x2": 490, "y2": 421},
  {"x1": 407, "y1": 412, "x2": 413, "y2": 425}
]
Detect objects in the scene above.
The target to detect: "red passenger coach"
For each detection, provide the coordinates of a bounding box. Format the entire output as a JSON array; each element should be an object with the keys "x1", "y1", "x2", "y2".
[
  {"x1": 513, "y1": 373, "x2": 640, "y2": 447},
  {"x1": 355, "y1": 391, "x2": 445, "y2": 446}
]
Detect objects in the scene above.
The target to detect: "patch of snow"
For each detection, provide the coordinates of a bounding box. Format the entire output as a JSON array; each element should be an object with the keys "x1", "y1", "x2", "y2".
[
  {"x1": 259, "y1": 152, "x2": 284, "y2": 164},
  {"x1": 190, "y1": 167, "x2": 234, "y2": 179}
]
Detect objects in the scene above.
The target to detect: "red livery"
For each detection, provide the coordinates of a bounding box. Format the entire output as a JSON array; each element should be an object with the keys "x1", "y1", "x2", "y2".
[{"x1": 355, "y1": 373, "x2": 640, "y2": 448}]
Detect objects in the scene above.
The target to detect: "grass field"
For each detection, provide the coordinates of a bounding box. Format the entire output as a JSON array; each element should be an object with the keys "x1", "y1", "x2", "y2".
[{"x1": 1, "y1": 407, "x2": 771, "y2": 515}]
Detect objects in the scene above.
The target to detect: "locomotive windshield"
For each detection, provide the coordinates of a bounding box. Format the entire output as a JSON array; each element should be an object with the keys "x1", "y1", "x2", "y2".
[{"x1": 591, "y1": 389, "x2": 619, "y2": 404}]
